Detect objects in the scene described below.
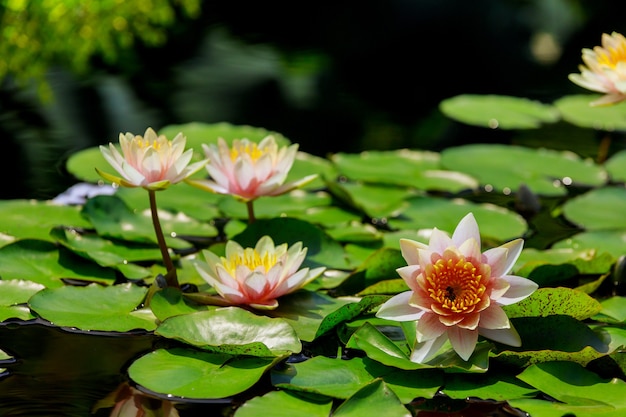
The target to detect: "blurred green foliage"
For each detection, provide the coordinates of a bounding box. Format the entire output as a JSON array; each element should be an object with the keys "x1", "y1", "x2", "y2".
[{"x1": 0, "y1": 0, "x2": 201, "y2": 97}]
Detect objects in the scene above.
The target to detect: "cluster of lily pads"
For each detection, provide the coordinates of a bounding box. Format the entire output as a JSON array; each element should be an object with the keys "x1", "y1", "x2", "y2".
[{"x1": 0, "y1": 94, "x2": 624, "y2": 416}]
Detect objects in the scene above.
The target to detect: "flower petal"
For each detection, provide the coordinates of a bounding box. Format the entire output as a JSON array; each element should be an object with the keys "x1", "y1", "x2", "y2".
[
  {"x1": 399, "y1": 238, "x2": 429, "y2": 265},
  {"x1": 410, "y1": 333, "x2": 448, "y2": 364},
  {"x1": 376, "y1": 292, "x2": 425, "y2": 321},
  {"x1": 477, "y1": 304, "x2": 511, "y2": 329},
  {"x1": 416, "y1": 312, "x2": 447, "y2": 340},
  {"x1": 451, "y1": 213, "x2": 480, "y2": 248},
  {"x1": 497, "y1": 275, "x2": 538, "y2": 305},
  {"x1": 447, "y1": 326, "x2": 478, "y2": 361},
  {"x1": 483, "y1": 239, "x2": 523, "y2": 277},
  {"x1": 479, "y1": 325, "x2": 521, "y2": 347}
]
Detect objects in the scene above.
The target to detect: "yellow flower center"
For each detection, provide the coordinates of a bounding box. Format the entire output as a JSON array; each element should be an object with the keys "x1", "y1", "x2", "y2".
[
  {"x1": 230, "y1": 142, "x2": 265, "y2": 162},
  {"x1": 597, "y1": 40, "x2": 626, "y2": 68},
  {"x1": 223, "y1": 249, "x2": 277, "y2": 275},
  {"x1": 136, "y1": 137, "x2": 168, "y2": 151},
  {"x1": 425, "y1": 256, "x2": 486, "y2": 313}
]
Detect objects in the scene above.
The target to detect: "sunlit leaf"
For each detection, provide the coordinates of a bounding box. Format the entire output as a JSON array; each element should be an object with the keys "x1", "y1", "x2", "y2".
[
  {"x1": 440, "y1": 95, "x2": 559, "y2": 129},
  {"x1": 554, "y1": 94, "x2": 626, "y2": 131},
  {"x1": 562, "y1": 187, "x2": 626, "y2": 230},
  {"x1": 332, "y1": 379, "x2": 411, "y2": 417},
  {"x1": 441, "y1": 144, "x2": 606, "y2": 196},
  {"x1": 28, "y1": 283, "x2": 155, "y2": 331},
  {"x1": 128, "y1": 347, "x2": 281, "y2": 399},
  {"x1": 502, "y1": 288, "x2": 602, "y2": 320},
  {"x1": 155, "y1": 307, "x2": 301, "y2": 356},
  {"x1": 235, "y1": 390, "x2": 333, "y2": 417}
]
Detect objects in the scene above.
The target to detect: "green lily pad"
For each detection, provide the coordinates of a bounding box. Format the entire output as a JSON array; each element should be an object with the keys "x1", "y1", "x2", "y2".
[
  {"x1": 268, "y1": 290, "x2": 354, "y2": 342},
  {"x1": 28, "y1": 283, "x2": 156, "y2": 331},
  {"x1": 332, "y1": 379, "x2": 411, "y2": 417},
  {"x1": 594, "y1": 296, "x2": 626, "y2": 323},
  {"x1": 65, "y1": 146, "x2": 112, "y2": 183},
  {"x1": 440, "y1": 144, "x2": 606, "y2": 196},
  {"x1": 333, "y1": 247, "x2": 405, "y2": 296},
  {"x1": 443, "y1": 373, "x2": 537, "y2": 402},
  {"x1": 81, "y1": 195, "x2": 212, "y2": 249},
  {"x1": 387, "y1": 196, "x2": 527, "y2": 243},
  {"x1": 0, "y1": 200, "x2": 91, "y2": 247},
  {"x1": 116, "y1": 182, "x2": 224, "y2": 222},
  {"x1": 510, "y1": 362, "x2": 626, "y2": 416},
  {"x1": 326, "y1": 181, "x2": 413, "y2": 219},
  {"x1": 554, "y1": 94, "x2": 626, "y2": 131},
  {"x1": 562, "y1": 187, "x2": 626, "y2": 230},
  {"x1": 0, "y1": 279, "x2": 45, "y2": 321},
  {"x1": 218, "y1": 190, "x2": 332, "y2": 220},
  {"x1": 155, "y1": 308, "x2": 301, "y2": 356},
  {"x1": 330, "y1": 150, "x2": 477, "y2": 192},
  {"x1": 553, "y1": 230, "x2": 626, "y2": 259},
  {"x1": 149, "y1": 287, "x2": 206, "y2": 321},
  {"x1": 288, "y1": 151, "x2": 337, "y2": 190},
  {"x1": 50, "y1": 227, "x2": 156, "y2": 279},
  {"x1": 235, "y1": 390, "x2": 333, "y2": 417},
  {"x1": 0, "y1": 239, "x2": 115, "y2": 288},
  {"x1": 128, "y1": 347, "x2": 281, "y2": 399},
  {"x1": 233, "y1": 217, "x2": 349, "y2": 270},
  {"x1": 439, "y1": 95, "x2": 559, "y2": 129},
  {"x1": 502, "y1": 288, "x2": 602, "y2": 321}
]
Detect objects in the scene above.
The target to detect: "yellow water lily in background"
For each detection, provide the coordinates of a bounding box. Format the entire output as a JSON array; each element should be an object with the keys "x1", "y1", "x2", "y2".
[
  {"x1": 569, "y1": 31, "x2": 626, "y2": 106},
  {"x1": 376, "y1": 213, "x2": 538, "y2": 363},
  {"x1": 194, "y1": 236, "x2": 325, "y2": 310},
  {"x1": 97, "y1": 127, "x2": 207, "y2": 191}
]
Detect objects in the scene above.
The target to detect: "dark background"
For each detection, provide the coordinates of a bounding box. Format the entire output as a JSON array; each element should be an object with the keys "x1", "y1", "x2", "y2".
[{"x1": 2, "y1": 0, "x2": 626, "y2": 199}]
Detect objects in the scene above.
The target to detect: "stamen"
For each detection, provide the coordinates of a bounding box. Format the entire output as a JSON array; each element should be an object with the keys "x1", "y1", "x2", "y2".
[
  {"x1": 224, "y1": 249, "x2": 277, "y2": 275},
  {"x1": 425, "y1": 256, "x2": 486, "y2": 314}
]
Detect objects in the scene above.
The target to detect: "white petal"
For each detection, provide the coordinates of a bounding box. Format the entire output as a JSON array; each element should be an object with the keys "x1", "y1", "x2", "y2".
[
  {"x1": 410, "y1": 333, "x2": 448, "y2": 364},
  {"x1": 479, "y1": 325, "x2": 521, "y2": 347},
  {"x1": 428, "y1": 228, "x2": 453, "y2": 254},
  {"x1": 396, "y1": 265, "x2": 421, "y2": 293},
  {"x1": 376, "y1": 292, "x2": 425, "y2": 321},
  {"x1": 483, "y1": 239, "x2": 523, "y2": 277},
  {"x1": 497, "y1": 275, "x2": 538, "y2": 305},
  {"x1": 447, "y1": 326, "x2": 478, "y2": 361},
  {"x1": 416, "y1": 312, "x2": 447, "y2": 341},
  {"x1": 478, "y1": 305, "x2": 511, "y2": 329},
  {"x1": 452, "y1": 213, "x2": 481, "y2": 248},
  {"x1": 399, "y1": 239, "x2": 428, "y2": 265}
]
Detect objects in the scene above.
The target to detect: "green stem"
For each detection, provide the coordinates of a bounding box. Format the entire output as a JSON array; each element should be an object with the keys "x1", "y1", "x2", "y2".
[
  {"x1": 246, "y1": 200, "x2": 256, "y2": 224},
  {"x1": 149, "y1": 190, "x2": 178, "y2": 288}
]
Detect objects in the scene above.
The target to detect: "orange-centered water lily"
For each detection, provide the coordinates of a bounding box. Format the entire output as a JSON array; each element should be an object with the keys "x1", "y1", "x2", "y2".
[
  {"x1": 97, "y1": 127, "x2": 207, "y2": 190},
  {"x1": 187, "y1": 136, "x2": 316, "y2": 202},
  {"x1": 194, "y1": 236, "x2": 325, "y2": 310},
  {"x1": 569, "y1": 32, "x2": 626, "y2": 106},
  {"x1": 376, "y1": 213, "x2": 537, "y2": 362}
]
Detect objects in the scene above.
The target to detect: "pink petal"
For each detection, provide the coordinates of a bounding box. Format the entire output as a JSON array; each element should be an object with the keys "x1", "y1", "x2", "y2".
[
  {"x1": 497, "y1": 275, "x2": 538, "y2": 305},
  {"x1": 451, "y1": 213, "x2": 481, "y2": 248},
  {"x1": 376, "y1": 292, "x2": 425, "y2": 321},
  {"x1": 396, "y1": 265, "x2": 421, "y2": 293},
  {"x1": 489, "y1": 278, "x2": 511, "y2": 301},
  {"x1": 457, "y1": 237, "x2": 481, "y2": 260},
  {"x1": 416, "y1": 312, "x2": 447, "y2": 341},
  {"x1": 479, "y1": 325, "x2": 521, "y2": 347},
  {"x1": 478, "y1": 305, "x2": 511, "y2": 329},
  {"x1": 447, "y1": 326, "x2": 478, "y2": 361},
  {"x1": 457, "y1": 312, "x2": 480, "y2": 330}
]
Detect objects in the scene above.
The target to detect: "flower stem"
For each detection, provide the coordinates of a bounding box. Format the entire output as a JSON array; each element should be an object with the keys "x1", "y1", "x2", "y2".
[
  {"x1": 149, "y1": 190, "x2": 178, "y2": 288},
  {"x1": 246, "y1": 200, "x2": 256, "y2": 224}
]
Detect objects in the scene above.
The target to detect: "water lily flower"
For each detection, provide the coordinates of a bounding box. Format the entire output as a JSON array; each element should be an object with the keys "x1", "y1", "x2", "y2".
[
  {"x1": 97, "y1": 127, "x2": 207, "y2": 191},
  {"x1": 569, "y1": 32, "x2": 626, "y2": 106},
  {"x1": 376, "y1": 213, "x2": 537, "y2": 363},
  {"x1": 194, "y1": 236, "x2": 325, "y2": 310},
  {"x1": 93, "y1": 382, "x2": 179, "y2": 417},
  {"x1": 187, "y1": 136, "x2": 316, "y2": 202}
]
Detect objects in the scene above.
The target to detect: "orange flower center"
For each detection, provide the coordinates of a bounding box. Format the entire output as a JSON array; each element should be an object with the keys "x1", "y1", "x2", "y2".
[
  {"x1": 425, "y1": 256, "x2": 486, "y2": 314},
  {"x1": 230, "y1": 142, "x2": 266, "y2": 162},
  {"x1": 223, "y1": 249, "x2": 277, "y2": 275}
]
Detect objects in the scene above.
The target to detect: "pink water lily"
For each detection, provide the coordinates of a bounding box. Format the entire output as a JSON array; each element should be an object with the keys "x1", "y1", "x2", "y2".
[
  {"x1": 187, "y1": 136, "x2": 316, "y2": 202},
  {"x1": 569, "y1": 32, "x2": 626, "y2": 106},
  {"x1": 97, "y1": 127, "x2": 207, "y2": 191},
  {"x1": 376, "y1": 213, "x2": 537, "y2": 362},
  {"x1": 194, "y1": 236, "x2": 325, "y2": 310}
]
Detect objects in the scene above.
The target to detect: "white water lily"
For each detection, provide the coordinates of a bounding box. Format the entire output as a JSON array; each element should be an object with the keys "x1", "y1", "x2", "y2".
[
  {"x1": 376, "y1": 213, "x2": 538, "y2": 362},
  {"x1": 97, "y1": 127, "x2": 207, "y2": 191},
  {"x1": 194, "y1": 236, "x2": 325, "y2": 310}
]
